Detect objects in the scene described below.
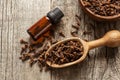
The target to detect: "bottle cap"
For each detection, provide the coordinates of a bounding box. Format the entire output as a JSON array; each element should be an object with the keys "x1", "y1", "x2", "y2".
[{"x1": 47, "y1": 7, "x2": 64, "y2": 24}]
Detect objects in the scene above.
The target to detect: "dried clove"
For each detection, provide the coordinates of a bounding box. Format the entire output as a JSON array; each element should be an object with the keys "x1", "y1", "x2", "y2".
[
  {"x1": 59, "y1": 30, "x2": 65, "y2": 37},
  {"x1": 20, "y1": 39, "x2": 28, "y2": 44},
  {"x1": 83, "y1": 0, "x2": 120, "y2": 16},
  {"x1": 83, "y1": 31, "x2": 92, "y2": 35},
  {"x1": 75, "y1": 14, "x2": 81, "y2": 26},
  {"x1": 46, "y1": 40, "x2": 84, "y2": 65},
  {"x1": 19, "y1": 39, "x2": 48, "y2": 71},
  {"x1": 20, "y1": 44, "x2": 28, "y2": 54},
  {"x1": 75, "y1": 14, "x2": 81, "y2": 21},
  {"x1": 72, "y1": 25, "x2": 79, "y2": 30},
  {"x1": 71, "y1": 31, "x2": 78, "y2": 37},
  {"x1": 29, "y1": 58, "x2": 38, "y2": 67}
]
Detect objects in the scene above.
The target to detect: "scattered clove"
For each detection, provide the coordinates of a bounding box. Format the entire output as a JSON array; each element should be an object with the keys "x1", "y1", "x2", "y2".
[
  {"x1": 71, "y1": 31, "x2": 78, "y2": 37},
  {"x1": 83, "y1": 31, "x2": 92, "y2": 35},
  {"x1": 20, "y1": 39, "x2": 28, "y2": 44},
  {"x1": 29, "y1": 58, "x2": 38, "y2": 67},
  {"x1": 20, "y1": 44, "x2": 28, "y2": 54},
  {"x1": 19, "y1": 38, "x2": 52, "y2": 71},
  {"x1": 59, "y1": 30, "x2": 65, "y2": 37},
  {"x1": 72, "y1": 25, "x2": 79, "y2": 30},
  {"x1": 75, "y1": 14, "x2": 81, "y2": 26},
  {"x1": 75, "y1": 14, "x2": 81, "y2": 21}
]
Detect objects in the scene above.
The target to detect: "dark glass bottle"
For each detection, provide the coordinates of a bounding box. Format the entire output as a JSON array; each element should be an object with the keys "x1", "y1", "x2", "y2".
[{"x1": 27, "y1": 8, "x2": 64, "y2": 41}]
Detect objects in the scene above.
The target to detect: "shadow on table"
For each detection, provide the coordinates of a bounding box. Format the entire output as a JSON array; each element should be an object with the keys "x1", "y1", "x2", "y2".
[
  {"x1": 51, "y1": 61, "x2": 88, "y2": 80},
  {"x1": 50, "y1": 46, "x2": 119, "y2": 80}
]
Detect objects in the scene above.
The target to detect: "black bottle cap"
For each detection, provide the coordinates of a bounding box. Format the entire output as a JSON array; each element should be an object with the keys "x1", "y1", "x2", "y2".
[{"x1": 47, "y1": 7, "x2": 64, "y2": 24}]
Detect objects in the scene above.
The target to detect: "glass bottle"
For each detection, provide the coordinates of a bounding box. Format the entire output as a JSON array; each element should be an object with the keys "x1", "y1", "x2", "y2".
[{"x1": 27, "y1": 7, "x2": 64, "y2": 41}]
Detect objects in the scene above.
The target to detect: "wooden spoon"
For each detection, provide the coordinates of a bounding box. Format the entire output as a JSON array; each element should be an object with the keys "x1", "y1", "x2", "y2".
[{"x1": 45, "y1": 30, "x2": 120, "y2": 68}]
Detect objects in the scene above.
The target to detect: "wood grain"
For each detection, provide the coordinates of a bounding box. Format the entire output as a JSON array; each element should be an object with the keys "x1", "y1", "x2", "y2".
[
  {"x1": 0, "y1": 0, "x2": 51, "y2": 80},
  {"x1": 0, "y1": 0, "x2": 120, "y2": 80}
]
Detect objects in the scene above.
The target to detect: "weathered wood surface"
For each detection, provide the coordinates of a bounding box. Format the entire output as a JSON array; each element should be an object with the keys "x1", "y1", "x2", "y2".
[{"x1": 0, "y1": 0, "x2": 120, "y2": 80}]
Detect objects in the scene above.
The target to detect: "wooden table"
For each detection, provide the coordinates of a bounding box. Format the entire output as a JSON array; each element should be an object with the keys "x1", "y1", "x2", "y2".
[{"x1": 0, "y1": 0, "x2": 120, "y2": 80}]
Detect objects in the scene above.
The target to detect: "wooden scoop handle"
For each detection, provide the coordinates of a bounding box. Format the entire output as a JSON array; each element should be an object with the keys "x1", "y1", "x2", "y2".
[{"x1": 88, "y1": 30, "x2": 120, "y2": 50}]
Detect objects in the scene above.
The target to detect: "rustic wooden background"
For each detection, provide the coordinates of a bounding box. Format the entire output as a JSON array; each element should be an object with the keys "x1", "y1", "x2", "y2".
[{"x1": 0, "y1": 0, "x2": 120, "y2": 80}]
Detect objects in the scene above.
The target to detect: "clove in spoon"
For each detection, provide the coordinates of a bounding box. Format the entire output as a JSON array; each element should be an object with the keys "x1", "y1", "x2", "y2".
[{"x1": 45, "y1": 30, "x2": 120, "y2": 68}]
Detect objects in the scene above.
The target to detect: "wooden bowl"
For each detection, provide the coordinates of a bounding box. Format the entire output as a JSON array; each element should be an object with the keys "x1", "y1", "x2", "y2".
[{"x1": 79, "y1": 0, "x2": 120, "y2": 21}]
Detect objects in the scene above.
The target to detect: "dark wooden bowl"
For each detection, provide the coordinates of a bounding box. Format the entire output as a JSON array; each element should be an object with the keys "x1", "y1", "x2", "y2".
[{"x1": 79, "y1": 0, "x2": 120, "y2": 21}]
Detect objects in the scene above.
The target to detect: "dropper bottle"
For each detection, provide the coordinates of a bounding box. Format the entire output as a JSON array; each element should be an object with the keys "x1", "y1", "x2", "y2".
[{"x1": 27, "y1": 7, "x2": 64, "y2": 41}]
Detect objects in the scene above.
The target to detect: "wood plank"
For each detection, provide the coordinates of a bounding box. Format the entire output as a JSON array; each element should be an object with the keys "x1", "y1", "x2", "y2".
[
  {"x1": 0, "y1": 0, "x2": 51, "y2": 80},
  {"x1": 0, "y1": 0, "x2": 120, "y2": 80},
  {"x1": 50, "y1": 0, "x2": 95, "y2": 80},
  {"x1": 0, "y1": 0, "x2": 3, "y2": 79},
  {"x1": 50, "y1": 0, "x2": 120, "y2": 80}
]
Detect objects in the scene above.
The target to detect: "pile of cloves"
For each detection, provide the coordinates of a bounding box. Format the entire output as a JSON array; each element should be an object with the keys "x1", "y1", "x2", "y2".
[
  {"x1": 19, "y1": 39, "x2": 52, "y2": 71},
  {"x1": 83, "y1": 0, "x2": 120, "y2": 16},
  {"x1": 46, "y1": 40, "x2": 83, "y2": 65}
]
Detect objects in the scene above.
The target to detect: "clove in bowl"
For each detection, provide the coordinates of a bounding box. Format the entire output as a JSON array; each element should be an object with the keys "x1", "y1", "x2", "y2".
[{"x1": 79, "y1": 0, "x2": 120, "y2": 21}]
